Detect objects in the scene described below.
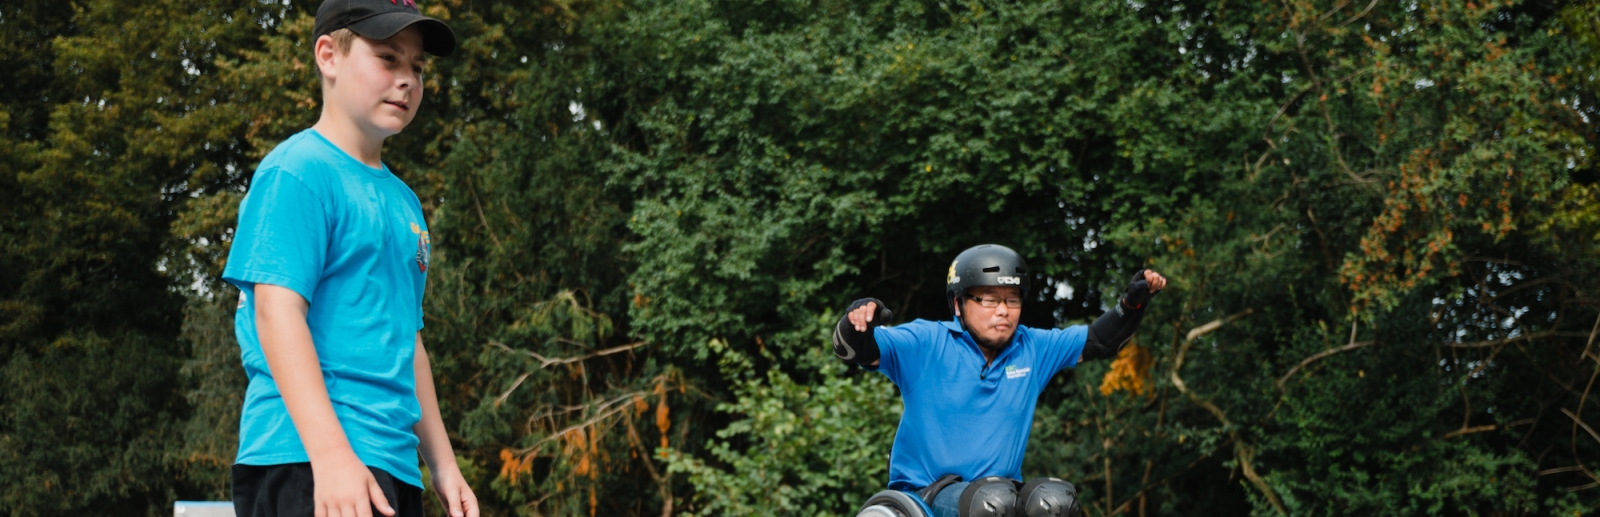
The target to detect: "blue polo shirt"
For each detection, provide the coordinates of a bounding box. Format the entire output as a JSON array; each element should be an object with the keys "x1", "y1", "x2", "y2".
[{"x1": 870, "y1": 319, "x2": 1087, "y2": 490}]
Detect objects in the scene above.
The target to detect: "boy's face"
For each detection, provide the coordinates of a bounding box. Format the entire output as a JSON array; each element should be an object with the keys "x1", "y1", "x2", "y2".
[{"x1": 318, "y1": 26, "x2": 427, "y2": 139}]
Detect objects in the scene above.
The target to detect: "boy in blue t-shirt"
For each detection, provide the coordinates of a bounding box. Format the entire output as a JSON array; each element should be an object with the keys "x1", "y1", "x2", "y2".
[{"x1": 221, "y1": 1, "x2": 475, "y2": 516}]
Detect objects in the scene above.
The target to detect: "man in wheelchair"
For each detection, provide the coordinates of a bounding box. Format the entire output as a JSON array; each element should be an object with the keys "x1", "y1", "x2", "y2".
[{"x1": 833, "y1": 245, "x2": 1166, "y2": 517}]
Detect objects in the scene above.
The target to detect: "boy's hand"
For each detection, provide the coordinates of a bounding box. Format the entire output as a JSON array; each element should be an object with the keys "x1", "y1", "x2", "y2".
[
  {"x1": 430, "y1": 466, "x2": 480, "y2": 517},
  {"x1": 413, "y1": 335, "x2": 477, "y2": 516},
  {"x1": 312, "y1": 454, "x2": 394, "y2": 517}
]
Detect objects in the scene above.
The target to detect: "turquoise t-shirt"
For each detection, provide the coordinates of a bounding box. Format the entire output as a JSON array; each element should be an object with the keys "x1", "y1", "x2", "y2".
[{"x1": 222, "y1": 129, "x2": 431, "y2": 487}]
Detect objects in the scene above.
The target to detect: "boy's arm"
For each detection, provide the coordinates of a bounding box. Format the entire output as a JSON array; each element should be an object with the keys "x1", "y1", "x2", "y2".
[
  {"x1": 256, "y1": 284, "x2": 395, "y2": 517},
  {"x1": 413, "y1": 333, "x2": 479, "y2": 517}
]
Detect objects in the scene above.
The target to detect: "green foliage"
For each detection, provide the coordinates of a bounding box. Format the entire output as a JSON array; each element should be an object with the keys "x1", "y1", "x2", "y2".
[
  {"x1": 0, "y1": 332, "x2": 184, "y2": 516},
  {"x1": 6, "y1": 0, "x2": 1600, "y2": 515},
  {"x1": 666, "y1": 316, "x2": 900, "y2": 516},
  {"x1": 0, "y1": 0, "x2": 290, "y2": 512}
]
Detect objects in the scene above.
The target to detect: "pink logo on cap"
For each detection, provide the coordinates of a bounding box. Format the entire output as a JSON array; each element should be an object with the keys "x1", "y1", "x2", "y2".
[{"x1": 391, "y1": 0, "x2": 417, "y2": 7}]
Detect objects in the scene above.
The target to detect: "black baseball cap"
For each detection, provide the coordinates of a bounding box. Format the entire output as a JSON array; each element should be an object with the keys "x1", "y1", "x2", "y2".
[{"x1": 313, "y1": 0, "x2": 457, "y2": 57}]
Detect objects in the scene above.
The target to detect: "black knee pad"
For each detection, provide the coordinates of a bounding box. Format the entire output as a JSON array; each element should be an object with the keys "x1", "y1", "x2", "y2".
[
  {"x1": 1017, "y1": 477, "x2": 1080, "y2": 517},
  {"x1": 957, "y1": 476, "x2": 1018, "y2": 517}
]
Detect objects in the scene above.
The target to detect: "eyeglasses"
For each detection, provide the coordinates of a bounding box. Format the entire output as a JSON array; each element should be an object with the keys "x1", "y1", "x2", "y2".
[{"x1": 966, "y1": 295, "x2": 1023, "y2": 309}]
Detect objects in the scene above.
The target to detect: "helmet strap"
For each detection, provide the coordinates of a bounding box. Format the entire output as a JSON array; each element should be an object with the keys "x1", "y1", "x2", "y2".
[{"x1": 952, "y1": 295, "x2": 972, "y2": 334}]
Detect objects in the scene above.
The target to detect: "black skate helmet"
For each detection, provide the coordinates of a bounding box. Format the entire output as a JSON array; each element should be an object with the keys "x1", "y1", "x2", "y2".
[{"x1": 945, "y1": 244, "x2": 1030, "y2": 316}]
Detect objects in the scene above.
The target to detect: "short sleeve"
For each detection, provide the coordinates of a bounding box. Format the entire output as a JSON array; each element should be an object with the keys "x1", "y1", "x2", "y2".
[
  {"x1": 870, "y1": 324, "x2": 924, "y2": 385},
  {"x1": 1033, "y1": 325, "x2": 1089, "y2": 376},
  {"x1": 222, "y1": 167, "x2": 330, "y2": 303}
]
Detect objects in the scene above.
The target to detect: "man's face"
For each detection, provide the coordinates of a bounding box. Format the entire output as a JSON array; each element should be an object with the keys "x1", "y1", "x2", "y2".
[
  {"x1": 957, "y1": 286, "x2": 1022, "y2": 349},
  {"x1": 322, "y1": 26, "x2": 426, "y2": 138}
]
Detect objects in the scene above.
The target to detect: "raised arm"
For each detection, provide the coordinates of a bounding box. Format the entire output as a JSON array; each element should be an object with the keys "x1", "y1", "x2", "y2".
[
  {"x1": 832, "y1": 298, "x2": 893, "y2": 368},
  {"x1": 1080, "y1": 270, "x2": 1167, "y2": 362}
]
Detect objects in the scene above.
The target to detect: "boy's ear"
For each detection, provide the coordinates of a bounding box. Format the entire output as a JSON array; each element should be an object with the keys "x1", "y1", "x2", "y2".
[{"x1": 314, "y1": 34, "x2": 340, "y2": 82}]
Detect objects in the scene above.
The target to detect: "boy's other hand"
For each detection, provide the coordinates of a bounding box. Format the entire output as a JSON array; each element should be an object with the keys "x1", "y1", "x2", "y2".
[
  {"x1": 430, "y1": 466, "x2": 480, "y2": 517},
  {"x1": 312, "y1": 454, "x2": 394, "y2": 517}
]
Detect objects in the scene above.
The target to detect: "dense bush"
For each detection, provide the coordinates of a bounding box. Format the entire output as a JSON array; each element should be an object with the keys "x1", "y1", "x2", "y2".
[{"x1": 3, "y1": 0, "x2": 1598, "y2": 515}]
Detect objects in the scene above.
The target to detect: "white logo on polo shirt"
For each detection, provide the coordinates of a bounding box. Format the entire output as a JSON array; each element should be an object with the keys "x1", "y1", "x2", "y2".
[{"x1": 1005, "y1": 366, "x2": 1030, "y2": 379}]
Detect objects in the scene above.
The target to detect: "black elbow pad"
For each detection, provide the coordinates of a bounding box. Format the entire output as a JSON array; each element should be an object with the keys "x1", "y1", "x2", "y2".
[
  {"x1": 832, "y1": 298, "x2": 890, "y2": 365},
  {"x1": 1083, "y1": 302, "x2": 1144, "y2": 361},
  {"x1": 1083, "y1": 270, "x2": 1162, "y2": 361}
]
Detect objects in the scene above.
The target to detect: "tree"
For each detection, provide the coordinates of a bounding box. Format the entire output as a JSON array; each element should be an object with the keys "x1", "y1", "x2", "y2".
[
  {"x1": 0, "y1": 0, "x2": 290, "y2": 513},
  {"x1": 6, "y1": 0, "x2": 1598, "y2": 515}
]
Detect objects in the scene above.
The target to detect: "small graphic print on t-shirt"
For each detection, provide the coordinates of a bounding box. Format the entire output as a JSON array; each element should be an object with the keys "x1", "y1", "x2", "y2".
[
  {"x1": 1005, "y1": 366, "x2": 1031, "y2": 379},
  {"x1": 411, "y1": 222, "x2": 431, "y2": 273}
]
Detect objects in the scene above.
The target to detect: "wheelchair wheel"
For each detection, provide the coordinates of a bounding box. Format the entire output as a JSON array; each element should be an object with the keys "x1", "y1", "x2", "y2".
[
  {"x1": 856, "y1": 490, "x2": 932, "y2": 517},
  {"x1": 856, "y1": 506, "x2": 906, "y2": 517}
]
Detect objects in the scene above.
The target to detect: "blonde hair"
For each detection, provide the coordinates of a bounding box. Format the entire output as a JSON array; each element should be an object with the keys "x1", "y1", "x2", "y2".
[
  {"x1": 327, "y1": 28, "x2": 356, "y2": 55},
  {"x1": 317, "y1": 28, "x2": 358, "y2": 89}
]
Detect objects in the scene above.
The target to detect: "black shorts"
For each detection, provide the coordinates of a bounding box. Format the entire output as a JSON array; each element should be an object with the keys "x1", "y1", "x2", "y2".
[{"x1": 232, "y1": 463, "x2": 423, "y2": 517}]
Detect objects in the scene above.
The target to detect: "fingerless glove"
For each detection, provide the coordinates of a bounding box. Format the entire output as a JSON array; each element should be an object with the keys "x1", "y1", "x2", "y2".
[{"x1": 832, "y1": 298, "x2": 891, "y2": 365}]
